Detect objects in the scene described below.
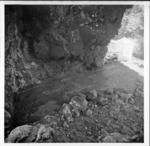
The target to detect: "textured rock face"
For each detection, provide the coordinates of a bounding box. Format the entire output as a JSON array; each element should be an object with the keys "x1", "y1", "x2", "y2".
[
  {"x1": 6, "y1": 5, "x2": 130, "y2": 63},
  {"x1": 32, "y1": 6, "x2": 129, "y2": 65},
  {"x1": 5, "y1": 5, "x2": 131, "y2": 136}
]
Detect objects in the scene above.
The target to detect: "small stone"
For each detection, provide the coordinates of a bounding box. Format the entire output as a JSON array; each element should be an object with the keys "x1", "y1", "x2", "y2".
[
  {"x1": 5, "y1": 102, "x2": 10, "y2": 110},
  {"x1": 90, "y1": 89, "x2": 98, "y2": 98},
  {"x1": 128, "y1": 97, "x2": 135, "y2": 104},
  {"x1": 130, "y1": 135, "x2": 140, "y2": 141},
  {"x1": 121, "y1": 126, "x2": 134, "y2": 135},
  {"x1": 61, "y1": 104, "x2": 73, "y2": 122},
  {"x1": 115, "y1": 98, "x2": 124, "y2": 105},
  {"x1": 104, "y1": 88, "x2": 114, "y2": 95},
  {"x1": 101, "y1": 129, "x2": 109, "y2": 136},
  {"x1": 121, "y1": 137, "x2": 128, "y2": 142},
  {"x1": 43, "y1": 115, "x2": 58, "y2": 127},
  {"x1": 110, "y1": 132, "x2": 128, "y2": 142},
  {"x1": 117, "y1": 92, "x2": 125, "y2": 98},
  {"x1": 131, "y1": 124, "x2": 139, "y2": 133},
  {"x1": 61, "y1": 104, "x2": 72, "y2": 115},
  {"x1": 98, "y1": 135, "x2": 102, "y2": 142},
  {"x1": 110, "y1": 132, "x2": 122, "y2": 141},
  {"x1": 43, "y1": 90, "x2": 51, "y2": 95},
  {"x1": 5, "y1": 110, "x2": 11, "y2": 124},
  {"x1": 94, "y1": 104, "x2": 98, "y2": 108},
  {"x1": 69, "y1": 95, "x2": 88, "y2": 112},
  {"x1": 98, "y1": 91, "x2": 104, "y2": 97},
  {"x1": 133, "y1": 106, "x2": 140, "y2": 112},
  {"x1": 87, "y1": 131, "x2": 92, "y2": 136},
  {"x1": 117, "y1": 93, "x2": 129, "y2": 103},
  {"x1": 86, "y1": 109, "x2": 93, "y2": 117},
  {"x1": 106, "y1": 120, "x2": 111, "y2": 126},
  {"x1": 85, "y1": 126, "x2": 88, "y2": 130},
  {"x1": 31, "y1": 62, "x2": 38, "y2": 67},
  {"x1": 102, "y1": 135, "x2": 116, "y2": 142},
  {"x1": 72, "y1": 109, "x2": 80, "y2": 117},
  {"x1": 86, "y1": 89, "x2": 98, "y2": 101},
  {"x1": 134, "y1": 87, "x2": 144, "y2": 97},
  {"x1": 36, "y1": 124, "x2": 54, "y2": 142},
  {"x1": 63, "y1": 121, "x2": 69, "y2": 128},
  {"x1": 111, "y1": 94, "x2": 119, "y2": 102},
  {"x1": 99, "y1": 97, "x2": 108, "y2": 106}
]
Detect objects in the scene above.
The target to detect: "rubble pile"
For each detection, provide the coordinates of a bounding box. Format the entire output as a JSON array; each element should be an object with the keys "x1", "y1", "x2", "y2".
[{"x1": 6, "y1": 87, "x2": 143, "y2": 143}]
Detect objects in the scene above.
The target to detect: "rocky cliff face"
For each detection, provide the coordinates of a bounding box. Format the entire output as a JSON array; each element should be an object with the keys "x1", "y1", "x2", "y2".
[{"x1": 5, "y1": 5, "x2": 131, "y2": 136}]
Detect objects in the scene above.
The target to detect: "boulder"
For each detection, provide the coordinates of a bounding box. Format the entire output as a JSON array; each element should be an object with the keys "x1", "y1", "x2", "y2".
[
  {"x1": 7, "y1": 125, "x2": 34, "y2": 142},
  {"x1": 25, "y1": 126, "x2": 39, "y2": 142}
]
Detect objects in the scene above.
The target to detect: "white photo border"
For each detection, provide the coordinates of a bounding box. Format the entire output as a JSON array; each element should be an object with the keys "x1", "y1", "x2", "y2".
[{"x1": 0, "y1": 1, "x2": 149, "y2": 146}]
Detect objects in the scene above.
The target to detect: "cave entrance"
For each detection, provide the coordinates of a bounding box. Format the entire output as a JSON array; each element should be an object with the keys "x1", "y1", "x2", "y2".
[
  {"x1": 105, "y1": 5, "x2": 144, "y2": 77},
  {"x1": 5, "y1": 5, "x2": 144, "y2": 142}
]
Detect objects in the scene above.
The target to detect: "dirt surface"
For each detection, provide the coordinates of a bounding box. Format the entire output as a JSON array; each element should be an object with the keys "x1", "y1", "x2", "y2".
[
  {"x1": 8, "y1": 77, "x2": 143, "y2": 142},
  {"x1": 6, "y1": 61, "x2": 144, "y2": 143},
  {"x1": 13, "y1": 62, "x2": 143, "y2": 128}
]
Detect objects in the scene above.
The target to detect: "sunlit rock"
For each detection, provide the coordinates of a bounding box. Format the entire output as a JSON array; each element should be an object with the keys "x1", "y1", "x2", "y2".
[{"x1": 7, "y1": 125, "x2": 34, "y2": 142}]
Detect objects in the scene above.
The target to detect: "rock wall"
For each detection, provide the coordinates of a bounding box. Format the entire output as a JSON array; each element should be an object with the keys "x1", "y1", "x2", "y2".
[
  {"x1": 6, "y1": 5, "x2": 131, "y2": 63},
  {"x1": 5, "y1": 5, "x2": 131, "y2": 136}
]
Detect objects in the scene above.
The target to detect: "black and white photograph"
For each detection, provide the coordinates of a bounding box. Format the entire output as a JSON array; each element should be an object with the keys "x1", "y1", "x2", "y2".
[{"x1": 0, "y1": 0, "x2": 149, "y2": 145}]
